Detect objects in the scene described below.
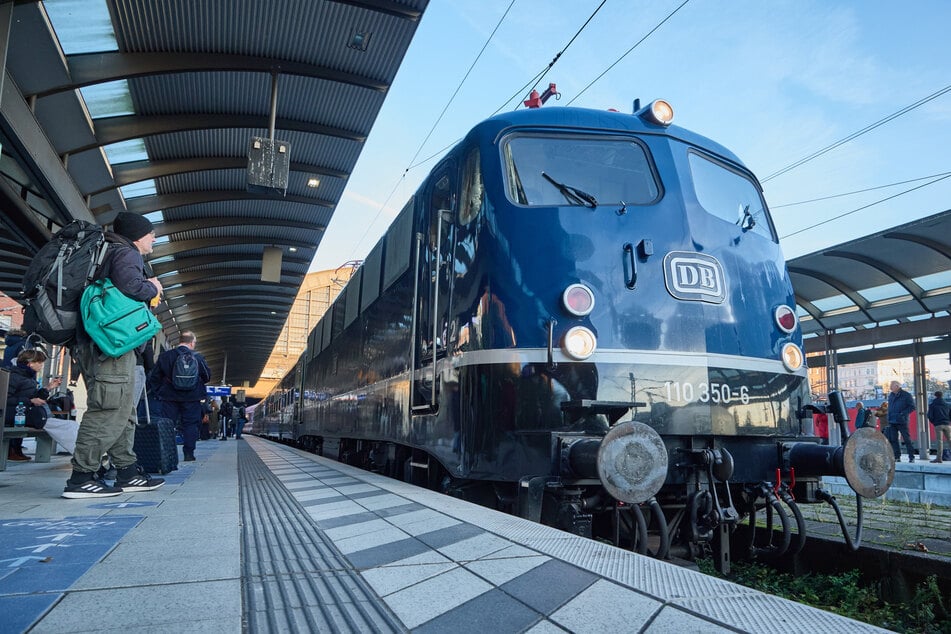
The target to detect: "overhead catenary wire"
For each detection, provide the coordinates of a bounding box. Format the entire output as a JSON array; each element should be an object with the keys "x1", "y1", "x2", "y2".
[
  {"x1": 509, "y1": 0, "x2": 608, "y2": 112},
  {"x1": 410, "y1": 0, "x2": 610, "y2": 172},
  {"x1": 402, "y1": 0, "x2": 518, "y2": 176},
  {"x1": 770, "y1": 170, "x2": 951, "y2": 209},
  {"x1": 762, "y1": 83, "x2": 951, "y2": 183},
  {"x1": 346, "y1": 0, "x2": 518, "y2": 260},
  {"x1": 568, "y1": 0, "x2": 692, "y2": 105},
  {"x1": 779, "y1": 172, "x2": 951, "y2": 240}
]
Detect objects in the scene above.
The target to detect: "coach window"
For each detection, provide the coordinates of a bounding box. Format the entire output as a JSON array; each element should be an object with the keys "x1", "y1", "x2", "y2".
[
  {"x1": 688, "y1": 152, "x2": 775, "y2": 241},
  {"x1": 502, "y1": 134, "x2": 659, "y2": 207},
  {"x1": 459, "y1": 147, "x2": 483, "y2": 224}
]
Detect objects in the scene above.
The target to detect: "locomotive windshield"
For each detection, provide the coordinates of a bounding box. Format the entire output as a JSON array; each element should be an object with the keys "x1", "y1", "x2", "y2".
[
  {"x1": 502, "y1": 134, "x2": 659, "y2": 207},
  {"x1": 688, "y1": 152, "x2": 776, "y2": 241}
]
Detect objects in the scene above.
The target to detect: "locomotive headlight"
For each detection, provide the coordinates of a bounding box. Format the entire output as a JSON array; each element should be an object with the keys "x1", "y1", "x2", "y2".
[
  {"x1": 641, "y1": 99, "x2": 674, "y2": 126},
  {"x1": 562, "y1": 284, "x2": 595, "y2": 316},
  {"x1": 563, "y1": 326, "x2": 597, "y2": 360},
  {"x1": 781, "y1": 342, "x2": 804, "y2": 372},
  {"x1": 775, "y1": 305, "x2": 798, "y2": 333}
]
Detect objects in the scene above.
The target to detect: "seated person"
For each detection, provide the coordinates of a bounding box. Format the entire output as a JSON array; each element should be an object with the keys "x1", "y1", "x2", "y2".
[
  {"x1": 4, "y1": 349, "x2": 79, "y2": 462},
  {"x1": 5, "y1": 349, "x2": 62, "y2": 461}
]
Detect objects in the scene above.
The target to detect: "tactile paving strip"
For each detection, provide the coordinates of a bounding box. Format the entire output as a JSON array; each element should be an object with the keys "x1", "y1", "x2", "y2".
[{"x1": 237, "y1": 442, "x2": 405, "y2": 632}]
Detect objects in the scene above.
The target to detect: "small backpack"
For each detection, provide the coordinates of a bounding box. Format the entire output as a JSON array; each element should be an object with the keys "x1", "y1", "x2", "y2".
[
  {"x1": 21, "y1": 220, "x2": 108, "y2": 346},
  {"x1": 172, "y1": 350, "x2": 200, "y2": 390}
]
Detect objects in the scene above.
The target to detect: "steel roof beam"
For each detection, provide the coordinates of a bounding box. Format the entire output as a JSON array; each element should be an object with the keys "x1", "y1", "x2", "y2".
[
  {"x1": 794, "y1": 295, "x2": 828, "y2": 331},
  {"x1": 62, "y1": 114, "x2": 366, "y2": 156},
  {"x1": 118, "y1": 190, "x2": 334, "y2": 217},
  {"x1": 159, "y1": 269, "x2": 304, "y2": 287},
  {"x1": 823, "y1": 250, "x2": 930, "y2": 315},
  {"x1": 802, "y1": 315, "x2": 951, "y2": 353},
  {"x1": 150, "y1": 253, "x2": 311, "y2": 275},
  {"x1": 27, "y1": 52, "x2": 388, "y2": 99},
  {"x1": 90, "y1": 157, "x2": 348, "y2": 196},
  {"x1": 806, "y1": 337, "x2": 951, "y2": 367},
  {"x1": 151, "y1": 236, "x2": 317, "y2": 259},
  {"x1": 165, "y1": 302, "x2": 293, "y2": 320},
  {"x1": 883, "y1": 231, "x2": 951, "y2": 259},
  {"x1": 787, "y1": 266, "x2": 876, "y2": 323},
  {"x1": 0, "y1": 71, "x2": 94, "y2": 227},
  {"x1": 162, "y1": 285, "x2": 298, "y2": 298},
  {"x1": 331, "y1": 0, "x2": 424, "y2": 20},
  {"x1": 154, "y1": 215, "x2": 327, "y2": 237}
]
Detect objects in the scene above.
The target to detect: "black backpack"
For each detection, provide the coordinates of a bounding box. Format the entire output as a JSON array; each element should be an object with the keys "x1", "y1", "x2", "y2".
[
  {"x1": 172, "y1": 350, "x2": 200, "y2": 390},
  {"x1": 21, "y1": 220, "x2": 107, "y2": 346}
]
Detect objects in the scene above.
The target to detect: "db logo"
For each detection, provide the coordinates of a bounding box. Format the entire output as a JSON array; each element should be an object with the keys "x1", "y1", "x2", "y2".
[{"x1": 663, "y1": 252, "x2": 726, "y2": 303}]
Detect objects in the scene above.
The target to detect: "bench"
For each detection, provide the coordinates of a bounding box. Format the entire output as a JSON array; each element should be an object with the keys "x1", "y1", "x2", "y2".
[{"x1": 0, "y1": 427, "x2": 53, "y2": 471}]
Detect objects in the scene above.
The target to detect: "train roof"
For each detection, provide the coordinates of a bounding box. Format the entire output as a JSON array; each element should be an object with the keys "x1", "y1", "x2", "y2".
[{"x1": 470, "y1": 105, "x2": 749, "y2": 173}]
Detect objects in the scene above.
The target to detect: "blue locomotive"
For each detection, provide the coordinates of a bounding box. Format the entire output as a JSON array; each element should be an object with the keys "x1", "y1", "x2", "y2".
[{"x1": 254, "y1": 99, "x2": 894, "y2": 570}]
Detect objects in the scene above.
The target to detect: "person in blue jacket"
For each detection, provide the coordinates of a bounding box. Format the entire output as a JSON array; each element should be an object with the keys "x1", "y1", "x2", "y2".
[
  {"x1": 886, "y1": 380, "x2": 917, "y2": 463},
  {"x1": 2, "y1": 328, "x2": 28, "y2": 369},
  {"x1": 149, "y1": 330, "x2": 211, "y2": 462}
]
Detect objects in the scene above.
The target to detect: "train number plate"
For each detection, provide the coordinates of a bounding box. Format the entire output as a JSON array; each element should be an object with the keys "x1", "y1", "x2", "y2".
[{"x1": 664, "y1": 381, "x2": 750, "y2": 405}]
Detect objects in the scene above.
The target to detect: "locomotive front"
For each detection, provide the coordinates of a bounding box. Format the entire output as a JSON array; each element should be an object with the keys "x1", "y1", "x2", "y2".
[{"x1": 459, "y1": 101, "x2": 894, "y2": 567}]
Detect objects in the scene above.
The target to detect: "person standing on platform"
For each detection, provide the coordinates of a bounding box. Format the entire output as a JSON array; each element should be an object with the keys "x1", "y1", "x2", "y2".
[
  {"x1": 234, "y1": 402, "x2": 247, "y2": 439},
  {"x1": 886, "y1": 380, "x2": 916, "y2": 463},
  {"x1": 219, "y1": 398, "x2": 233, "y2": 439},
  {"x1": 874, "y1": 401, "x2": 888, "y2": 432},
  {"x1": 149, "y1": 330, "x2": 210, "y2": 461},
  {"x1": 64, "y1": 212, "x2": 166, "y2": 498},
  {"x1": 208, "y1": 399, "x2": 220, "y2": 439},
  {"x1": 927, "y1": 391, "x2": 951, "y2": 463},
  {"x1": 852, "y1": 401, "x2": 871, "y2": 430}
]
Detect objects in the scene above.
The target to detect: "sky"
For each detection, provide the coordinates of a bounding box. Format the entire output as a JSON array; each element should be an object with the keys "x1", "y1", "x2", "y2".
[{"x1": 309, "y1": 0, "x2": 951, "y2": 273}]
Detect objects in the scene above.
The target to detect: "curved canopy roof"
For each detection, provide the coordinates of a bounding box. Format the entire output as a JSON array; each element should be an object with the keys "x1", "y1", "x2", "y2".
[
  {"x1": 790, "y1": 208, "x2": 951, "y2": 344},
  {"x1": 0, "y1": 0, "x2": 426, "y2": 385}
]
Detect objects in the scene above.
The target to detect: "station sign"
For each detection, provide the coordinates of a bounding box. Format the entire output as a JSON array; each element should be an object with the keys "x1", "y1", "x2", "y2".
[{"x1": 206, "y1": 385, "x2": 232, "y2": 396}]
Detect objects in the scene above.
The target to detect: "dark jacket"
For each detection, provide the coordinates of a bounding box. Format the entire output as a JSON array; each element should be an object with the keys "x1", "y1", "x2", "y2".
[
  {"x1": 4, "y1": 363, "x2": 48, "y2": 425},
  {"x1": 853, "y1": 405, "x2": 871, "y2": 428},
  {"x1": 887, "y1": 388, "x2": 916, "y2": 424},
  {"x1": 927, "y1": 396, "x2": 950, "y2": 426},
  {"x1": 135, "y1": 340, "x2": 155, "y2": 374},
  {"x1": 148, "y1": 345, "x2": 211, "y2": 402},
  {"x1": 78, "y1": 233, "x2": 158, "y2": 344},
  {"x1": 98, "y1": 233, "x2": 158, "y2": 303},
  {"x1": 2, "y1": 333, "x2": 27, "y2": 369}
]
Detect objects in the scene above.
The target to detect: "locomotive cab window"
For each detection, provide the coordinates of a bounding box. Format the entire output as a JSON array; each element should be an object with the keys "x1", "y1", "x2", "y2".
[
  {"x1": 502, "y1": 134, "x2": 659, "y2": 207},
  {"x1": 688, "y1": 152, "x2": 775, "y2": 241}
]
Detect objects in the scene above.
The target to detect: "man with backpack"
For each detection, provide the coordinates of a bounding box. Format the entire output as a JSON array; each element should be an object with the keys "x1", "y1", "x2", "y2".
[
  {"x1": 63, "y1": 212, "x2": 166, "y2": 498},
  {"x1": 148, "y1": 330, "x2": 210, "y2": 461}
]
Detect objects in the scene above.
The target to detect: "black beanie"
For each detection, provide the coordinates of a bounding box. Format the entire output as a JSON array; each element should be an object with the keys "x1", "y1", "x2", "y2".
[{"x1": 113, "y1": 212, "x2": 154, "y2": 241}]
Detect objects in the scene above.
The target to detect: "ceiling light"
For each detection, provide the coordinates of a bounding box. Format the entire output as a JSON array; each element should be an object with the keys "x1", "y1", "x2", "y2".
[
  {"x1": 289, "y1": 247, "x2": 298, "y2": 253},
  {"x1": 348, "y1": 29, "x2": 371, "y2": 51},
  {"x1": 306, "y1": 177, "x2": 320, "y2": 188}
]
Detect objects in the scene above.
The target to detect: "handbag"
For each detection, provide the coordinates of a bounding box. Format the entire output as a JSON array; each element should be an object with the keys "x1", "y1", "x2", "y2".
[
  {"x1": 26, "y1": 403, "x2": 50, "y2": 429},
  {"x1": 81, "y1": 278, "x2": 162, "y2": 358}
]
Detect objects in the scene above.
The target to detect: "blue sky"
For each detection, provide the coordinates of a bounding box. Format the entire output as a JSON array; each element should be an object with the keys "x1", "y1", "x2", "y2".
[{"x1": 311, "y1": 0, "x2": 951, "y2": 272}]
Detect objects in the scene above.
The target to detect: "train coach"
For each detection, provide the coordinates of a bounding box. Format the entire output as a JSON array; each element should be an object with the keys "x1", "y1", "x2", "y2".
[{"x1": 252, "y1": 97, "x2": 894, "y2": 571}]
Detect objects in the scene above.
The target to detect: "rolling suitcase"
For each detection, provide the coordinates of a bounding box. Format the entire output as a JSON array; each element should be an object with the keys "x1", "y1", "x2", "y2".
[{"x1": 133, "y1": 394, "x2": 179, "y2": 474}]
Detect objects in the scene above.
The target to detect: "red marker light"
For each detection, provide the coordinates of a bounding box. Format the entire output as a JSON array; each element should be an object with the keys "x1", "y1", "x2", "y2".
[
  {"x1": 563, "y1": 284, "x2": 595, "y2": 316},
  {"x1": 775, "y1": 305, "x2": 797, "y2": 333}
]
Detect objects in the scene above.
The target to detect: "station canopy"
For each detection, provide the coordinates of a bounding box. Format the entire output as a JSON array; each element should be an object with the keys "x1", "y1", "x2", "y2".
[
  {"x1": 790, "y1": 209, "x2": 951, "y2": 355},
  {"x1": 0, "y1": 0, "x2": 427, "y2": 385}
]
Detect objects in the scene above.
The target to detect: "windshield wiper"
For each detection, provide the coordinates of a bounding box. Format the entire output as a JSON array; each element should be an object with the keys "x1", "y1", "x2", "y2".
[
  {"x1": 541, "y1": 172, "x2": 598, "y2": 208},
  {"x1": 738, "y1": 204, "x2": 757, "y2": 231}
]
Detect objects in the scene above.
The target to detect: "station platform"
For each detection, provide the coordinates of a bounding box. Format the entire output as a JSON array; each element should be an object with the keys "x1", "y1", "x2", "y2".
[
  {"x1": 1, "y1": 437, "x2": 890, "y2": 633},
  {"x1": 823, "y1": 455, "x2": 951, "y2": 508}
]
